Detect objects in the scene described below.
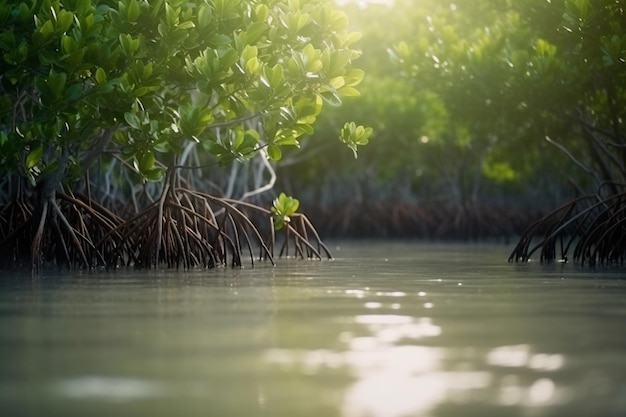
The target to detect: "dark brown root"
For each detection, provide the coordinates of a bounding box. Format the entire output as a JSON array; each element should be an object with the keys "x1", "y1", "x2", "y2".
[
  {"x1": 276, "y1": 213, "x2": 333, "y2": 260},
  {"x1": 509, "y1": 186, "x2": 626, "y2": 265},
  {"x1": 1, "y1": 178, "x2": 332, "y2": 272},
  {"x1": 215, "y1": 198, "x2": 332, "y2": 261},
  {"x1": 103, "y1": 183, "x2": 277, "y2": 269},
  {"x1": 0, "y1": 189, "x2": 124, "y2": 272}
]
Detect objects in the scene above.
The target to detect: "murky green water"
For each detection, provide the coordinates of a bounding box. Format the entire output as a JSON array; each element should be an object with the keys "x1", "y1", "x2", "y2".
[{"x1": 1, "y1": 242, "x2": 626, "y2": 417}]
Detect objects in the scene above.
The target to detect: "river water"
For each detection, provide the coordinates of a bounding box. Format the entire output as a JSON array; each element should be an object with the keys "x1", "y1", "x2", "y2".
[{"x1": 1, "y1": 242, "x2": 625, "y2": 417}]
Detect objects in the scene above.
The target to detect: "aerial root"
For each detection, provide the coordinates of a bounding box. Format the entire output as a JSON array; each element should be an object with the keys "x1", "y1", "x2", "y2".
[
  {"x1": 278, "y1": 213, "x2": 332, "y2": 260},
  {"x1": 1, "y1": 184, "x2": 332, "y2": 271},
  {"x1": 509, "y1": 187, "x2": 626, "y2": 265},
  {"x1": 109, "y1": 186, "x2": 280, "y2": 269}
]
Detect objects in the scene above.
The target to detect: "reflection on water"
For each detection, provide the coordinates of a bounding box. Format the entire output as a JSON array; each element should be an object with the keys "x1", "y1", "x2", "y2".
[
  {"x1": 54, "y1": 376, "x2": 167, "y2": 402},
  {"x1": 1, "y1": 242, "x2": 626, "y2": 417},
  {"x1": 264, "y1": 304, "x2": 569, "y2": 416}
]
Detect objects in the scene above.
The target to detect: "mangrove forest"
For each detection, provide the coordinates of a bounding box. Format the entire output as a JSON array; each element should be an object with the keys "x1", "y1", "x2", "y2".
[
  {"x1": 0, "y1": 0, "x2": 369, "y2": 271},
  {"x1": 1, "y1": 0, "x2": 625, "y2": 270}
]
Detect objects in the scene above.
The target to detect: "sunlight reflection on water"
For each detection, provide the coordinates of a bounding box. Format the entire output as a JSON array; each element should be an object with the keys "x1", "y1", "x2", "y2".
[
  {"x1": 264, "y1": 309, "x2": 573, "y2": 417},
  {"x1": 3, "y1": 243, "x2": 626, "y2": 417},
  {"x1": 53, "y1": 376, "x2": 167, "y2": 402}
]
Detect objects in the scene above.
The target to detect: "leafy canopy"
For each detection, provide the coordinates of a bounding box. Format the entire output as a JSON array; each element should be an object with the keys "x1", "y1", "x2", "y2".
[{"x1": 0, "y1": 0, "x2": 366, "y2": 189}]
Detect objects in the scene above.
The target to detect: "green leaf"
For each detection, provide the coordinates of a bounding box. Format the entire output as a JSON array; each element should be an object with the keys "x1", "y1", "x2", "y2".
[
  {"x1": 267, "y1": 143, "x2": 282, "y2": 160},
  {"x1": 56, "y1": 10, "x2": 74, "y2": 33},
  {"x1": 246, "y1": 56, "x2": 260, "y2": 74},
  {"x1": 26, "y1": 145, "x2": 43, "y2": 170},
  {"x1": 220, "y1": 49, "x2": 239, "y2": 69},
  {"x1": 138, "y1": 151, "x2": 155, "y2": 172},
  {"x1": 119, "y1": 34, "x2": 139, "y2": 56},
  {"x1": 338, "y1": 86, "x2": 360, "y2": 97},
  {"x1": 39, "y1": 19, "x2": 55, "y2": 37},
  {"x1": 127, "y1": 0, "x2": 140, "y2": 22},
  {"x1": 61, "y1": 35, "x2": 78, "y2": 55},
  {"x1": 178, "y1": 104, "x2": 212, "y2": 137},
  {"x1": 246, "y1": 21, "x2": 268, "y2": 44},
  {"x1": 267, "y1": 64, "x2": 284, "y2": 88},
  {"x1": 124, "y1": 112, "x2": 142, "y2": 130},
  {"x1": 319, "y1": 90, "x2": 342, "y2": 107},
  {"x1": 255, "y1": 4, "x2": 269, "y2": 22},
  {"x1": 241, "y1": 44, "x2": 258, "y2": 62},
  {"x1": 198, "y1": 4, "x2": 213, "y2": 28},
  {"x1": 343, "y1": 68, "x2": 364, "y2": 86},
  {"x1": 144, "y1": 167, "x2": 165, "y2": 181},
  {"x1": 95, "y1": 67, "x2": 107, "y2": 84}
]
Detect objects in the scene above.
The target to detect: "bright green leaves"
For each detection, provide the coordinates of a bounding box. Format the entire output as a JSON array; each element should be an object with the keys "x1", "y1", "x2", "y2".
[
  {"x1": 124, "y1": 0, "x2": 141, "y2": 22},
  {"x1": 134, "y1": 150, "x2": 164, "y2": 181},
  {"x1": 262, "y1": 64, "x2": 286, "y2": 93},
  {"x1": 339, "y1": 122, "x2": 373, "y2": 159},
  {"x1": 25, "y1": 144, "x2": 44, "y2": 170},
  {"x1": 289, "y1": 44, "x2": 323, "y2": 76},
  {"x1": 271, "y1": 192, "x2": 300, "y2": 231},
  {"x1": 205, "y1": 128, "x2": 259, "y2": 165},
  {"x1": 197, "y1": 3, "x2": 213, "y2": 28},
  {"x1": 231, "y1": 129, "x2": 259, "y2": 160},
  {"x1": 186, "y1": 47, "x2": 238, "y2": 87},
  {"x1": 32, "y1": 6, "x2": 74, "y2": 48},
  {"x1": 285, "y1": 42, "x2": 364, "y2": 106},
  {"x1": 214, "y1": 0, "x2": 241, "y2": 17},
  {"x1": 535, "y1": 38, "x2": 557, "y2": 58},
  {"x1": 241, "y1": 45, "x2": 261, "y2": 75},
  {"x1": 263, "y1": 95, "x2": 323, "y2": 159},
  {"x1": 281, "y1": 9, "x2": 312, "y2": 36},
  {"x1": 177, "y1": 104, "x2": 213, "y2": 139},
  {"x1": 1, "y1": 0, "x2": 366, "y2": 202},
  {"x1": 266, "y1": 144, "x2": 282, "y2": 161},
  {"x1": 325, "y1": 67, "x2": 364, "y2": 102},
  {"x1": 24, "y1": 143, "x2": 44, "y2": 186},
  {"x1": 243, "y1": 21, "x2": 268, "y2": 46},
  {"x1": 94, "y1": 67, "x2": 107, "y2": 85},
  {"x1": 119, "y1": 33, "x2": 140, "y2": 57},
  {"x1": 294, "y1": 95, "x2": 322, "y2": 125},
  {"x1": 530, "y1": 38, "x2": 559, "y2": 75}
]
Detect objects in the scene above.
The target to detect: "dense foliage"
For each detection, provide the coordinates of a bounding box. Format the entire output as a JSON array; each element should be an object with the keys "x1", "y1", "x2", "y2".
[
  {"x1": 0, "y1": 0, "x2": 365, "y2": 271},
  {"x1": 281, "y1": 0, "x2": 626, "y2": 255}
]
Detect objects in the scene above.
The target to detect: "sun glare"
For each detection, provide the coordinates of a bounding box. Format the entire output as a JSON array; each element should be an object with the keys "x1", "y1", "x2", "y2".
[{"x1": 335, "y1": 0, "x2": 395, "y2": 8}]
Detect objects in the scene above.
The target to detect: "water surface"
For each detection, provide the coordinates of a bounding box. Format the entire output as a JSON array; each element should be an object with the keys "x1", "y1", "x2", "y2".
[{"x1": 1, "y1": 242, "x2": 625, "y2": 417}]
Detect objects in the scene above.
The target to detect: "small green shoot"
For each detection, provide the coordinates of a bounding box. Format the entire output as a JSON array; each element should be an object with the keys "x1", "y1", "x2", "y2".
[
  {"x1": 271, "y1": 192, "x2": 300, "y2": 230},
  {"x1": 339, "y1": 122, "x2": 373, "y2": 158}
]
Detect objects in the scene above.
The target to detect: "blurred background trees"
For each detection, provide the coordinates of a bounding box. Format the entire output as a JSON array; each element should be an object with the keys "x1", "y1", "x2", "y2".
[{"x1": 280, "y1": 0, "x2": 625, "y2": 239}]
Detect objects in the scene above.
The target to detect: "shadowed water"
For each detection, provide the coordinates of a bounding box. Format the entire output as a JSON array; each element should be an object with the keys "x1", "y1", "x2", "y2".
[{"x1": 1, "y1": 242, "x2": 625, "y2": 417}]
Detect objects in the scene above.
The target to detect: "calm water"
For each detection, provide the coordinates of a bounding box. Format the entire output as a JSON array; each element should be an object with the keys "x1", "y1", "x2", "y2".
[{"x1": 1, "y1": 242, "x2": 626, "y2": 417}]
